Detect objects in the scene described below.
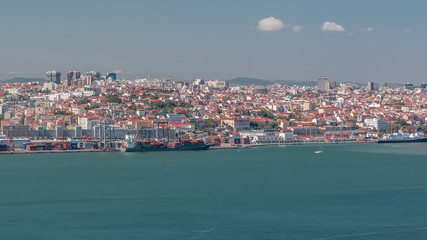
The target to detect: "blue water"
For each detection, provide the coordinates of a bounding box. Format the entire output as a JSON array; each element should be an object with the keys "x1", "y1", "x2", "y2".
[{"x1": 1, "y1": 143, "x2": 427, "y2": 239}]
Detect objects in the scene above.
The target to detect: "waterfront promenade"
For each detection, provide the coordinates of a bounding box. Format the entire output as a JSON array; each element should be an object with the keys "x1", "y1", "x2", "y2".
[
  {"x1": 0, "y1": 149, "x2": 116, "y2": 154},
  {"x1": 0, "y1": 140, "x2": 376, "y2": 154}
]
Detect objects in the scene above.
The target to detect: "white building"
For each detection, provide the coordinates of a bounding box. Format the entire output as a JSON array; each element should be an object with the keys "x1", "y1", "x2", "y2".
[
  {"x1": 364, "y1": 118, "x2": 387, "y2": 131},
  {"x1": 7, "y1": 88, "x2": 24, "y2": 94},
  {"x1": 239, "y1": 130, "x2": 271, "y2": 139},
  {"x1": 221, "y1": 118, "x2": 250, "y2": 130},
  {"x1": 173, "y1": 123, "x2": 195, "y2": 132},
  {"x1": 253, "y1": 135, "x2": 282, "y2": 143},
  {"x1": 78, "y1": 117, "x2": 98, "y2": 130},
  {"x1": 318, "y1": 76, "x2": 336, "y2": 92},
  {"x1": 278, "y1": 132, "x2": 294, "y2": 140},
  {"x1": 206, "y1": 80, "x2": 229, "y2": 89}
]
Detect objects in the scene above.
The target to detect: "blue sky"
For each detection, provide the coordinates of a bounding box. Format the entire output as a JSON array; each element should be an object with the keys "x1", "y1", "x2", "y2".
[{"x1": 1, "y1": 0, "x2": 426, "y2": 83}]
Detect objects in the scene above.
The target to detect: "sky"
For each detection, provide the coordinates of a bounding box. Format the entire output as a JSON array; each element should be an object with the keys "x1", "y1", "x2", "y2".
[{"x1": 0, "y1": 0, "x2": 426, "y2": 83}]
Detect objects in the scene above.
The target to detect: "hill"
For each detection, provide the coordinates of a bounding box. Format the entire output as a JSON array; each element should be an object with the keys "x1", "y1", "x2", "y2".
[{"x1": 226, "y1": 77, "x2": 317, "y2": 87}]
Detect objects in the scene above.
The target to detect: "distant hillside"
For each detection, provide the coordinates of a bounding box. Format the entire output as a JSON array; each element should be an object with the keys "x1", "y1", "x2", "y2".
[
  {"x1": 1, "y1": 77, "x2": 47, "y2": 83},
  {"x1": 275, "y1": 80, "x2": 318, "y2": 87},
  {"x1": 227, "y1": 77, "x2": 273, "y2": 86},
  {"x1": 226, "y1": 77, "x2": 317, "y2": 87}
]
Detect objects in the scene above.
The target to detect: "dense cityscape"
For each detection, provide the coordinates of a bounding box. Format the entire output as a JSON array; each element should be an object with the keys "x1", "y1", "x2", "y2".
[{"x1": 1, "y1": 70, "x2": 426, "y2": 152}]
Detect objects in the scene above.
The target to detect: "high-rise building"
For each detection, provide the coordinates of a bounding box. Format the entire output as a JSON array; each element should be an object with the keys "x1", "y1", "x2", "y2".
[
  {"x1": 421, "y1": 83, "x2": 427, "y2": 89},
  {"x1": 81, "y1": 75, "x2": 94, "y2": 86},
  {"x1": 87, "y1": 71, "x2": 101, "y2": 80},
  {"x1": 66, "y1": 71, "x2": 81, "y2": 87},
  {"x1": 46, "y1": 71, "x2": 61, "y2": 84},
  {"x1": 106, "y1": 72, "x2": 117, "y2": 81},
  {"x1": 318, "y1": 76, "x2": 330, "y2": 91},
  {"x1": 404, "y1": 83, "x2": 414, "y2": 90},
  {"x1": 367, "y1": 82, "x2": 375, "y2": 91},
  {"x1": 67, "y1": 71, "x2": 81, "y2": 81}
]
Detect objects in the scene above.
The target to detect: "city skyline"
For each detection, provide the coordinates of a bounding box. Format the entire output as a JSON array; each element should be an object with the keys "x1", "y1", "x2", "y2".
[{"x1": 1, "y1": 0, "x2": 426, "y2": 83}]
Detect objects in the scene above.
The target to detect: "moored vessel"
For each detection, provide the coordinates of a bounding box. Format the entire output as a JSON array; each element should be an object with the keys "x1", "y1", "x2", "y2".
[
  {"x1": 377, "y1": 132, "x2": 427, "y2": 143},
  {"x1": 120, "y1": 134, "x2": 210, "y2": 152}
]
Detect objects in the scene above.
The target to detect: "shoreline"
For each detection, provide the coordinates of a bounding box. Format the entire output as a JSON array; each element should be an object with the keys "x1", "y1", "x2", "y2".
[
  {"x1": 0, "y1": 140, "x2": 376, "y2": 154},
  {"x1": 0, "y1": 149, "x2": 116, "y2": 154},
  {"x1": 210, "y1": 140, "x2": 376, "y2": 149}
]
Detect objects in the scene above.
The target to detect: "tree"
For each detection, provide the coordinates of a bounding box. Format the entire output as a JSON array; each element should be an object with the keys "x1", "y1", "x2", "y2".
[
  {"x1": 266, "y1": 122, "x2": 279, "y2": 129},
  {"x1": 54, "y1": 110, "x2": 70, "y2": 115},
  {"x1": 85, "y1": 105, "x2": 99, "y2": 110},
  {"x1": 106, "y1": 94, "x2": 121, "y2": 103},
  {"x1": 395, "y1": 118, "x2": 408, "y2": 126},
  {"x1": 205, "y1": 119, "x2": 218, "y2": 128},
  {"x1": 257, "y1": 110, "x2": 275, "y2": 119},
  {"x1": 128, "y1": 105, "x2": 138, "y2": 111},
  {"x1": 77, "y1": 97, "x2": 90, "y2": 105},
  {"x1": 40, "y1": 89, "x2": 51, "y2": 94},
  {"x1": 194, "y1": 122, "x2": 201, "y2": 130},
  {"x1": 178, "y1": 103, "x2": 194, "y2": 108},
  {"x1": 250, "y1": 121, "x2": 259, "y2": 129},
  {"x1": 238, "y1": 110, "x2": 251, "y2": 116}
]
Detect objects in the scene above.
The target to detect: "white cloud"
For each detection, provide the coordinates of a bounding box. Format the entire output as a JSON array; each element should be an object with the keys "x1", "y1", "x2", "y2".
[
  {"x1": 396, "y1": 28, "x2": 413, "y2": 33},
  {"x1": 257, "y1": 17, "x2": 285, "y2": 31},
  {"x1": 291, "y1": 25, "x2": 303, "y2": 33},
  {"x1": 403, "y1": 27, "x2": 413, "y2": 33},
  {"x1": 7, "y1": 71, "x2": 22, "y2": 75},
  {"x1": 362, "y1": 27, "x2": 374, "y2": 32},
  {"x1": 347, "y1": 32, "x2": 355, "y2": 36},
  {"x1": 321, "y1": 21, "x2": 345, "y2": 31}
]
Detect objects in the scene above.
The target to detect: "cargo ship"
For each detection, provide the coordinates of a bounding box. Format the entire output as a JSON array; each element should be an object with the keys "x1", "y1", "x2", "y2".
[
  {"x1": 0, "y1": 144, "x2": 9, "y2": 151},
  {"x1": 120, "y1": 134, "x2": 210, "y2": 152},
  {"x1": 377, "y1": 132, "x2": 427, "y2": 143}
]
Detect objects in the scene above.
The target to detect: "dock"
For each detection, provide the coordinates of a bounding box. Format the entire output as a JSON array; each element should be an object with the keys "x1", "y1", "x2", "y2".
[{"x1": 0, "y1": 149, "x2": 119, "y2": 154}]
